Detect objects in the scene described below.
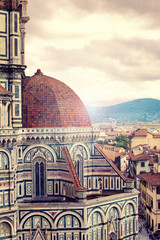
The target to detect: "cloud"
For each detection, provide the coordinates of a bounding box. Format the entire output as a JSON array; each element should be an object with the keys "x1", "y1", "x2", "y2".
[
  {"x1": 25, "y1": 0, "x2": 160, "y2": 106},
  {"x1": 34, "y1": 37, "x2": 160, "y2": 82}
]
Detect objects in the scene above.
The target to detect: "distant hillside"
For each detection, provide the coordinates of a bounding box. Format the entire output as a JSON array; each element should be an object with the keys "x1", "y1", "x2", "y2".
[{"x1": 86, "y1": 98, "x2": 160, "y2": 123}]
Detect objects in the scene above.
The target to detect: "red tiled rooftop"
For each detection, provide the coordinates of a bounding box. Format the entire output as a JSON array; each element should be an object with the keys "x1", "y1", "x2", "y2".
[
  {"x1": 22, "y1": 70, "x2": 91, "y2": 128},
  {"x1": 61, "y1": 146, "x2": 86, "y2": 191},
  {"x1": 137, "y1": 172, "x2": 160, "y2": 186},
  {"x1": 153, "y1": 134, "x2": 160, "y2": 138},
  {"x1": 102, "y1": 144, "x2": 114, "y2": 149},
  {"x1": 97, "y1": 145, "x2": 120, "y2": 162},
  {"x1": 129, "y1": 152, "x2": 150, "y2": 161},
  {"x1": 96, "y1": 144, "x2": 127, "y2": 181},
  {"x1": 132, "y1": 129, "x2": 152, "y2": 136},
  {"x1": 132, "y1": 144, "x2": 148, "y2": 149}
]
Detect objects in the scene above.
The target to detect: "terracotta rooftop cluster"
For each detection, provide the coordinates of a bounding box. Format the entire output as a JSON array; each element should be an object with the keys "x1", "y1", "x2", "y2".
[
  {"x1": 137, "y1": 172, "x2": 160, "y2": 186},
  {"x1": 129, "y1": 152, "x2": 150, "y2": 162}
]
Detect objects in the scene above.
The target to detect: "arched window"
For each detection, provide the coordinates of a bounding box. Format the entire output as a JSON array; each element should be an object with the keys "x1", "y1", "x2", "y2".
[
  {"x1": 108, "y1": 207, "x2": 119, "y2": 236},
  {"x1": 89, "y1": 212, "x2": 103, "y2": 240},
  {"x1": 109, "y1": 207, "x2": 119, "y2": 221},
  {"x1": 0, "y1": 222, "x2": 11, "y2": 238},
  {"x1": 33, "y1": 158, "x2": 46, "y2": 197},
  {"x1": 125, "y1": 203, "x2": 134, "y2": 216},
  {"x1": 124, "y1": 203, "x2": 135, "y2": 236},
  {"x1": 57, "y1": 214, "x2": 81, "y2": 240},
  {"x1": 24, "y1": 215, "x2": 51, "y2": 229},
  {"x1": 0, "y1": 152, "x2": 9, "y2": 170},
  {"x1": 75, "y1": 154, "x2": 83, "y2": 185}
]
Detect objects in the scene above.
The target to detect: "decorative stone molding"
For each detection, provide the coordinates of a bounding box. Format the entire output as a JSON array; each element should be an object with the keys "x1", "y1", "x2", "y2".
[{"x1": 0, "y1": 127, "x2": 100, "y2": 147}]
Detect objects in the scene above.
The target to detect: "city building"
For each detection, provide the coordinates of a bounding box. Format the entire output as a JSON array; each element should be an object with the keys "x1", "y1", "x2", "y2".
[
  {"x1": 129, "y1": 128, "x2": 160, "y2": 150},
  {"x1": 137, "y1": 172, "x2": 160, "y2": 233},
  {"x1": 0, "y1": 1, "x2": 139, "y2": 240},
  {"x1": 128, "y1": 152, "x2": 152, "y2": 190},
  {"x1": 97, "y1": 145, "x2": 128, "y2": 172}
]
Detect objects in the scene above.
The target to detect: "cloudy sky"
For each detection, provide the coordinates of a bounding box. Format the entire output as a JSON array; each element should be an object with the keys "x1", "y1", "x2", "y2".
[{"x1": 25, "y1": 0, "x2": 160, "y2": 107}]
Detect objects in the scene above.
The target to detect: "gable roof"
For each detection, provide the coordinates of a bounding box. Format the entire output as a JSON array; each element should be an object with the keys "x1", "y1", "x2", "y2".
[
  {"x1": 132, "y1": 128, "x2": 153, "y2": 136},
  {"x1": 96, "y1": 144, "x2": 126, "y2": 181},
  {"x1": 97, "y1": 145, "x2": 120, "y2": 162}
]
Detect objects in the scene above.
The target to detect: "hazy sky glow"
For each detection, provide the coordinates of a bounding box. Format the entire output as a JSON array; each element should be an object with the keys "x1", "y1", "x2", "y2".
[{"x1": 25, "y1": 0, "x2": 160, "y2": 106}]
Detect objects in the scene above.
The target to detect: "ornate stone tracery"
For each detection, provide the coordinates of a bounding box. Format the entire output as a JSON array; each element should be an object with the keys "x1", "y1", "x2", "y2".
[{"x1": 24, "y1": 146, "x2": 56, "y2": 163}]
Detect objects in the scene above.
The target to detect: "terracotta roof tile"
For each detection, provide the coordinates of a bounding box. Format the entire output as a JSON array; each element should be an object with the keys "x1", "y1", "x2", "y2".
[
  {"x1": 129, "y1": 152, "x2": 150, "y2": 161},
  {"x1": 137, "y1": 172, "x2": 160, "y2": 186},
  {"x1": 97, "y1": 145, "x2": 120, "y2": 161},
  {"x1": 61, "y1": 146, "x2": 86, "y2": 191},
  {"x1": 102, "y1": 144, "x2": 114, "y2": 149},
  {"x1": 96, "y1": 144, "x2": 127, "y2": 181},
  {"x1": 22, "y1": 70, "x2": 91, "y2": 128},
  {"x1": 131, "y1": 129, "x2": 153, "y2": 137},
  {"x1": 132, "y1": 144, "x2": 148, "y2": 149}
]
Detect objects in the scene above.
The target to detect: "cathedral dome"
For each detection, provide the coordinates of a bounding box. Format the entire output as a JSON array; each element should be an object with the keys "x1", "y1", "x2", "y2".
[{"x1": 22, "y1": 70, "x2": 91, "y2": 128}]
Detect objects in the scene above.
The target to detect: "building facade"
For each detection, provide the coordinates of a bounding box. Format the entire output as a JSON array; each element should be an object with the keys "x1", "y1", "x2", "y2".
[
  {"x1": 138, "y1": 172, "x2": 160, "y2": 234},
  {"x1": 128, "y1": 152, "x2": 151, "y2": 190},
  {"x1": 0, "y1": 1, "x2": 139, "y2": 240},
  {"x1": 129, "y1": 129, "x2": 160, "y2": 150}
]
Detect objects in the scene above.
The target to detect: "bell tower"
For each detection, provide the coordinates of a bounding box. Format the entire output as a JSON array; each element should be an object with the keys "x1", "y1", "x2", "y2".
[{"x1": 0, "y1": 0, "x2": 29, "y2": 128}]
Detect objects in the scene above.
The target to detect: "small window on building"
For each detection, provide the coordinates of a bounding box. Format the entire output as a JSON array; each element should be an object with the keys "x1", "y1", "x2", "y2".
[
  {"x1": 19, "y1": 184, "x2": 21, "y2": 195},
  {"x1": 14, "y1": 14, "x2": 18, "y2": 33},
  {"x1": 35, "y1": 160, "x2": 45, "y2": 197},
  {"x1": 141, "y1": 162, "x2": 145, "y2": 167},
  {"x1": 15, "y1": 104, "x2": 19, "y2": 116},
  {"x1": 158, "y1": 202, "x2": 160, "y2": 209},
  {"x1": 117, "y1": 178, "x2": 120, "y2": 189},
  {"x1": 157, "y1": 187, "x2": 160, "y2": 194},
  {"x1": 95, "y1": 178, "x2": 98, "y2": 188},
  {"x1": 140, "y1": 171, "x2": 145, "y2": 174},
  {"x1": 55, "y1": 183, "x2": 59, "y2": 194},
  {"x1": 14, "y1": 38, "x2": 18, "y2": 56},
  {"x1": 88, "y1": 178, "x2": 91, "y2": 189},
  {"x1": 18, "y1": 148, "x2": 21, "y2": 158},
  {"x1": 158, "y1": 223, "x2": 160, "y2": 229},
  {"x1": 15, "y1": 86, "x2": 19, "y2": 98},
  {"x1": 105, "y1": 178, "x2": 108, "y2": 188}
]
